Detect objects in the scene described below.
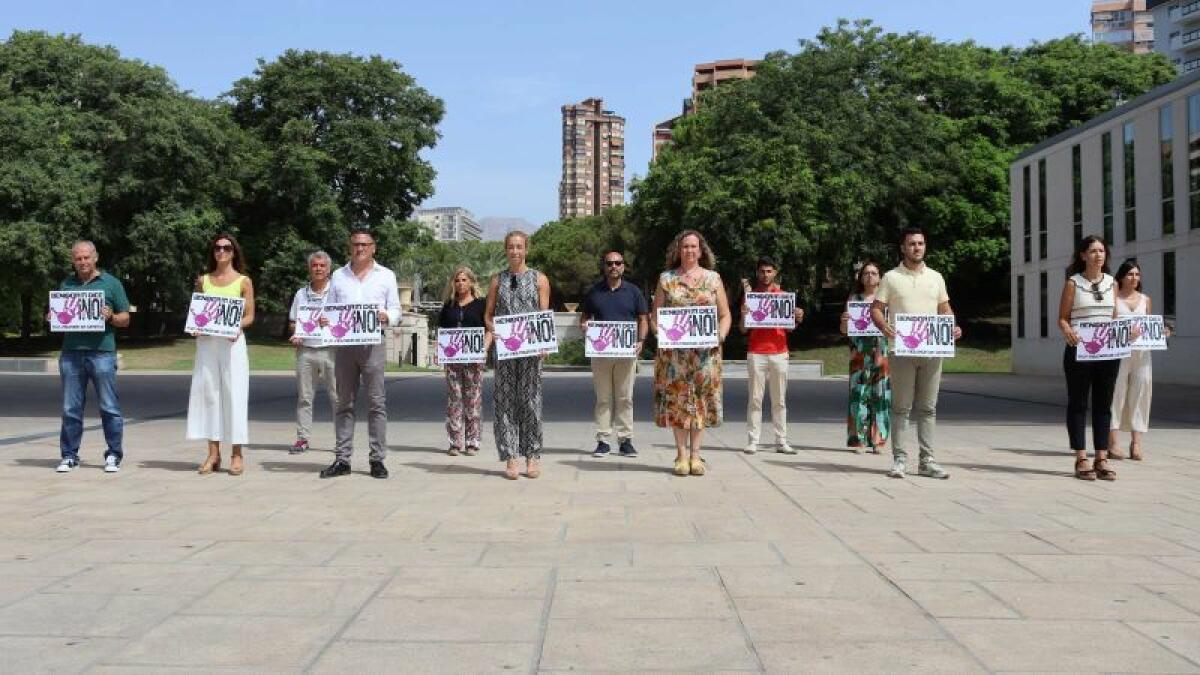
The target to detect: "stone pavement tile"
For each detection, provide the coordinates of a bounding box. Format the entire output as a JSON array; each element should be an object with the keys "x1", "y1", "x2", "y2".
[
  {"x1": 570, "y1": 490, "x2": 680, "y2": 507},
  {"x1": 342, "y1": 597, "x2": 544, "y2": 642},
  {"x1": 981, "y1": 581, "x2": 1199, "y2": 621},
  {"x1": 772, "y1": 540, "x2": 868, "y2": 566},
  {"x1": 734, "y1": 597, "x2": 942, "y2": 643},
  {"x1": 558, "y1": 565, "x2": 716, "y2": 583},
  {"x1": 0, "y1": 636, "x2": 127, "y2": 674},
  {"x1": 717, "y1": 565, "x2": 900, "y2": 600},
  {"x1": 824, "y1": 530, "x2": 925, "y2": 554},
  {"x1": 563, "y1": 518, "x2": 696, "y2": 543},
  {"x1": 184, "y1": 540, "x2": 345, "y2": 566},
  {"x1": 0, "y1": 538, "x2": 82, "y2": 562},
  {"x1": 1043, "y1": 512, "x2": 1199, "y2": 538},
  {"x1": 863, "y1": 552, "x2": 1041, "y2": 581},
  {"x1": 891, "y1": 581, "x2": 1020, "y2": 619},
  {"x1": 1032, "y1": 532, "x2": 1200, "y2": 556},
  {"x1": 811, "y1": 511, "x2": 954, "y2": 533},
  {"x1": 236, "y1": 564, "x2": 394, "y2": 582},
  {"x1": 0, "y1": 559, "x2": 92, "y2": 579},
  {"x1": 104, "y1": 615, "x2": 342, "y2": 669},
  {"x1": 550, "y1": 579, "x2": 732, "y2": 619},
  {"x1": 309, "y1": 640, "x2": 537, "y2": 675},
  {"x1": 899, "y1": 531, "x2": 1062, "y2": 554},
  {"x1": 927, "y1": 512, "x2": 1068, "y2": 532},
  {"x1": 1008, "y1": 554, "x2": 1197, "y2": 583},
  {"x1": 39, "y1": 539, "x2": 212, "y2": 564},
  {"x1": 539, "y1": 618, "x2": 758, "y2": 671},
  {"x1": 329, "y1": 541, "x2": 486, "y2": 567},
  {"x1": 1143, "y1": 584, "x2": 1200, "y2": 614},
  {"x1": 631, "y1": 542, "x2": 784, "y2": 566},
  {"x1": 0, "y1": 592, "x2": 191, "y2": 637},
  {"x1": 182, "y1": 578, "x2": 379, "y2": 617},
  {"x1": 481, "y1": 542, "x2": 631, "y2": 567},
  {"x1": 755, "y1": 639, "x2": 987, "y2": 673},
  {"x1": 1155, "y1": 555, "x2": 1200, "y2": 581},
  {"x1": 941, "y1": 619, "x2": 1199, "y2": 672},
  {"x1": 52, "y1": 563, "x2": 239, "y2": 596},
  {"x1": 88, "y1": 665, "x2": 283, "y2": 674},
  {"x1": 22, "y1": 517, "x2": 192, "y2": 541},
  {"x1": 1128, "y1": 621, "x2": 1200, "y2": 666},
  {"x1": 0, "y1": 577, "x2": 57, "y2": 609},
  {"x1": 426, "y1": 517, "x2": 565, "y2": 543},
  {"x1": 380, "y1": 566, "x2": 551, "y2": 598}
]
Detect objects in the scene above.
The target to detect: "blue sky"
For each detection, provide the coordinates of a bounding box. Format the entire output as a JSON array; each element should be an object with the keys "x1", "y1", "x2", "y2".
[{"x1": 3, "y1": 1, "x2": 1090, "y2": 226}]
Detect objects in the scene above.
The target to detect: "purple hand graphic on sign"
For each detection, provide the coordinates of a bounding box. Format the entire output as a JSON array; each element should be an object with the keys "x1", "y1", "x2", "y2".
[
  {"x1": 53, "y1": 296, "x2": 80, "y2": 325},
  {"x1": 852, "y1": 305, "x2": 873, "y2": 331},
  {"x1": 750, "y1": 297, "x2": 770, "y2": 323},
  {"x1": 589, "y1": 326, "x2": 615, "y2": 352},
  {"x1": 298, "y1": 308, "x2": 322, "y2": 335},
  {"x1": 664, "y1": 313, "x2": 689, "y2": 342},
  {"x1": 190, "y1": 299, "x2": 220, "y2": 328},
  {"x1": 329, "y1": 307, "x2": 353, "y2": 339},
  {"x1": 1082, "y1": 324, "x2": 1109, "y2": 355},
  {"x1": 896, "y1": 320, "x2": 929, "y2": 350},
  {"x1": 501, "y1": 320, "x2": 526, "y2": 352},
  {"x1": 441, "y1": 331, "x2": 464, "y2": 357}
]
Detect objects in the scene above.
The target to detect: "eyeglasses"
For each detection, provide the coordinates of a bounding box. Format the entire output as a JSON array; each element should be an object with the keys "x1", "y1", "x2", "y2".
[
  {"x1": 604, "y1": 260, "x2": 624, "y2": 267},
  {"x1": 350, "y1": 242, "x2": 374, "y2": 249},
  {"x1": 213, "y1": 244, "x2": 234, "y2": 253}
]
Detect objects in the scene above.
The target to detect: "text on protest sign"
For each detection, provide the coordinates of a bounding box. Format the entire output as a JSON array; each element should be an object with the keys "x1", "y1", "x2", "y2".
[
  {"x1": 185, "y1": 293, "x2": 245, "y2": 338},
  {"x1": 1074, "y1": 318, "x2": 1134, "y2": 361},
  {"x1": 494, "y1": 310, "x2": 558, "y2": 361},
  {"x1": 585, "y1": 321, "x2": 639, "y2": 358},
  {"x1": 322, "y1": 304, "x2": 383, "y2": 346},
  {"x1": 656, "y1": 306, "x2": 719, "y2": 349},
  {"x1": 846, "y1": 301, "x2": 883, "y2": 337},
  {"x1": 891, "y1": 314, "x2": 957, "y2": 358},
  {"x1": 1129, "y1": 315, "x2": 1168, "y2": 351},
  {"x1": 438, "y1": 328, "x2": 487, "y2": 364},
  {"x1": 49, "y1": 291, "x2": 107, "y2": 332},
  {"x1": 744, "y1": 292, "x2": 796, "y2": 329},
  {"x1": 292, "y1": 304, "x2": 326, "y2": 342}
]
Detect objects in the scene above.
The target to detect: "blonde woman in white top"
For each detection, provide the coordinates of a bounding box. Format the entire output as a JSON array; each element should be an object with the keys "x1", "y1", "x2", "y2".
[
  {"x1": 1108, "y1": 259, "x2": 1166, "y2": 461},
  {"x1": 1057, "y1": 236, "x2": 1121, "y2": 481}
]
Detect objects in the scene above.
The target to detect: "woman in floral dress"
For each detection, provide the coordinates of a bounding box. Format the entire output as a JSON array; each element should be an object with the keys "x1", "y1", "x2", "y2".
[
  {"x1": 652, "y1": 230, "x2": 732, "y2": 477},
  {"x1": 840, "y1": 261, "x2": 890, "y2": 453}
]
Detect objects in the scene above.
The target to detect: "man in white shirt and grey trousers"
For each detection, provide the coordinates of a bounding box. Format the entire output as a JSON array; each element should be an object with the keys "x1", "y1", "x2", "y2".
[{"x1": 319, "y1": 228, "x2": 402, "y2": 480}]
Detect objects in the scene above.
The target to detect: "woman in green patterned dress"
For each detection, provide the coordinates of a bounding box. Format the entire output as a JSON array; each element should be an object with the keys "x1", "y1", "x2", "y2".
[{"x1": 840, "y1": 262, "x2": 890, "y2": 453}]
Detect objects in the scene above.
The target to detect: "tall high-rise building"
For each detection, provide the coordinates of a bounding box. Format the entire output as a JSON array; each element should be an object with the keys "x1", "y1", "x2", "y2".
[
  {"x1": 652, "y1": 59, "x2": 758, "y2": 161},
  {"x1": 559, "y1": 98, "x2": 625, "y2": 219},
  {"x1": 1092, "y1": 1, "x2": 1155, "y2": 54},
  {"x1": 1149, "y1": 0, "x2": 1200, "y2": 73},
  {"x1": 414, "y1": 207, "x2": 482, "y2": 242}
]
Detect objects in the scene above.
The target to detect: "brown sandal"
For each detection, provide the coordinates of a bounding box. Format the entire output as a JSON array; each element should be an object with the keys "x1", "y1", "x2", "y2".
[
  {"x1": 1074, "y1": 457, "x2": 1096, "y2": 481},
  {"x1": 1129, "y1": 443, "x2": 1143, "y2": 461},
  {"x1": 1094, "y1": 458, "x2": 1116, "y2": 481}
]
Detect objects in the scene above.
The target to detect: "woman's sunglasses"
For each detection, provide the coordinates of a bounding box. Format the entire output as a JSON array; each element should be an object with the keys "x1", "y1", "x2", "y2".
[{"x1": 1090, "y1": 282, "x2": 1104, "y2": 302}]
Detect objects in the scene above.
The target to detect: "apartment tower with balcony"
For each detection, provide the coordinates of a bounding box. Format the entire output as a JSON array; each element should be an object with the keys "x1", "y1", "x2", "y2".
[
  {"x1": 1150, "y1": 0, "x2": 1200, "y2": 73},
  {"x1": 414, "y1": 207, "x2": 482, "y2": 242},
  {"x1": 652, "y1": 59, "x2": 758, "y2": 161},
  {"x1": 1093, "y1": 1, "x2": 1155, "y2": 53},
  {"x1": 559, "y1": 98, "x2": 625, "y2": 220}
]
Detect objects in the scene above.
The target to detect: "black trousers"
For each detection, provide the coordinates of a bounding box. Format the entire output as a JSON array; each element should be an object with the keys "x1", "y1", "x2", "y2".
[{"x1": 1062, "y1": 346, "x2": 1120, "y2": 452}]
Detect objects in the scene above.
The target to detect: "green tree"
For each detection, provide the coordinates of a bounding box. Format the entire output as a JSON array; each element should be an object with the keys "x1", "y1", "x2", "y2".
[{"x1": 529, "y1": 206, "x2": 639, "y2": 306}]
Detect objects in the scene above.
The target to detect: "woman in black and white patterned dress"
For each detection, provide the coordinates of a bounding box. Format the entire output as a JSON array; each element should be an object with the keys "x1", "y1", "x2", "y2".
[{"x1": 485, "y1": 230, "x2": 552, "y2": 480}]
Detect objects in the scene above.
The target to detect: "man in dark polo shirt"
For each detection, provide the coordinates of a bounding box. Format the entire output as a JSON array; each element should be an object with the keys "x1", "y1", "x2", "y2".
[
  {"x1": 47, "y1": 241, "x2": 131, "y2": 473},
  {"x1": 579, "y1": 249, "x2": 648, "y2": 457}
]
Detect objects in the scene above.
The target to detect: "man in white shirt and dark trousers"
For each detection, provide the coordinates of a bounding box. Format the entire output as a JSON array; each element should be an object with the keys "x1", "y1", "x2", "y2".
[
  {"x1": 320, "y1": 228, "x2": 401, "y2": 479},
  {"x1": 288, "y1": 250, "x2": 338, "y2": 454}
]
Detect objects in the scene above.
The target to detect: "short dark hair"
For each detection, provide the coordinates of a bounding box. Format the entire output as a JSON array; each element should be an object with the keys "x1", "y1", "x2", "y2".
[
  {"x1": 899, "y1": 226, "x2": 925, "y2": 244},
  {"x1": 756, "y1": 256, "x2": 778, "y2": 270},
  {"x1": 349, "y1": 226, "x2": 376, "y2": 242}
]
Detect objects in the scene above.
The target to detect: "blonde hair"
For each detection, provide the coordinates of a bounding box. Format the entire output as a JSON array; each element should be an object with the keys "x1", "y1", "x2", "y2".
[
  {"x1": 443, "y1": 266, "x2": 482, "y2": 302},
  {"x1": 664, "y1": 229, "x2": 717, "y2": 270},
  {"x1": 503, "y1": 230, "x2": 529, "y2": 247}
]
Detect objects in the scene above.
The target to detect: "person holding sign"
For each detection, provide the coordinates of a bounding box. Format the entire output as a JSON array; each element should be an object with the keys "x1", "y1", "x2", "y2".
[
  {"x1": 1058, "y1": 236, "x2": 1123, "y2": 481},
  {"x1": 1108, "y1": 259, "x2": 1165, "y2": 462},
  {"x1": 485, "y1": 231, "x2": 552, "y2": 480},
  {"x1": 437, "y1": 266, "x2": 490, "y2": 457},
  {"x1": 187, "y1": 233, "x2": 255, "y2": 476},
  {"x1": 287, "y1": 250, "x2": 338, "y2": 454},
  {"x1": 319, "y1": 228, "x2": 401, "y2": 480},
  {"x1": 579, "y1": 249, "x2": 648, "y2": 458},
  {"x1": 739, "y1": 256, "x2": 804, "y2": 455},
  {"x1": 48, "y1": 240, "x2": 131, "y2": 473},
  {"x1": 651, "y1": 230, "x2": 732, "y2": 477},
  {"x1": 839, "y1": 261, "x2": 890, "y2": 454},
  {"x1": 871, "y1": 227, "x2": 960, "y2": 480}
]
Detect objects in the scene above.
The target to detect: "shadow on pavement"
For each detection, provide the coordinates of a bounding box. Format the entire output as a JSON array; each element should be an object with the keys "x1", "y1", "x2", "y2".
[
  {"x1": 406, "y1": 461, "x2": 506, "y2": 477},
  {"x1": 560, "y1": 459, "x2": 673, "y2": 474},
  {"x1": 138, "y1": 459, "x2": 200, "y2": 472},
  {"x1": 946, "y1": 462, "x2": 1069, "y2": 477},
  {"x1": 259, "y1": 460, "x2": 328, "y2": 473},
  {"x1": 11, "y1": 457, "x2": 62, "y2": 469},
  {"x1": 990, "y1": 446, "x2": 1066, "y2": 457},
  {"x1": 763, "y1": 459, "x2": 882, "y2": 475}
]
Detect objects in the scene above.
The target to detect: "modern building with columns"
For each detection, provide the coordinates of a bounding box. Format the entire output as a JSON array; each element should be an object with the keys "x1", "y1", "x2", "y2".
[{"x1": 1010, "y1": 71, "x2": 1199, "y2": 384}]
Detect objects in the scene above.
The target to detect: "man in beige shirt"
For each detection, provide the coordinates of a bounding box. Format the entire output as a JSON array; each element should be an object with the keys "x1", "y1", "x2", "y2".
[{"x1": 871, "y1": 227, "x2": 962, "y2": 479}]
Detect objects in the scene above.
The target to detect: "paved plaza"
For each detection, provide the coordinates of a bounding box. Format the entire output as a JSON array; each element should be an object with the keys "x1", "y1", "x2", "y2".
[{"x1": 0, "y1": 369, "x2": 1198, "y2": 673}]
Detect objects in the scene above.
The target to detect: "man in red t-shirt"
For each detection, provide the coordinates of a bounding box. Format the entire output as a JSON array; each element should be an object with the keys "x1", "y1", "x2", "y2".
[{"x1": 741, "y1": 257, "x2": 805, "y2": 454}]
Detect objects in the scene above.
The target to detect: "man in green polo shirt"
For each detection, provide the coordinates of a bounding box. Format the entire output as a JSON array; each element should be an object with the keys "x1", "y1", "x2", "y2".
[{"x1": 48, "y1": 241, "x2": 131, "y2": 473}]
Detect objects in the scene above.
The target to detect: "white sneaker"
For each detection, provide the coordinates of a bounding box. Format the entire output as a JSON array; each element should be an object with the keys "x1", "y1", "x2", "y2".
[
  {"x1": 743, "y1": 444, "x2": 757, "y2": 455},
  {"x1": 777, "y1": 444, "x2": 797, "y2": 455},
  {"x1": 56, "y1": 458, "x2": 79, "y2": 473},
  {"x1": 888, "y1": 460, "x2": 906, "y2": 478},
  {"x1": 918, "y1": 461, "x2": 949, "y2": 480},
  {"x1": 104, "y1": 456, "x2": 120, "y2": 473}
]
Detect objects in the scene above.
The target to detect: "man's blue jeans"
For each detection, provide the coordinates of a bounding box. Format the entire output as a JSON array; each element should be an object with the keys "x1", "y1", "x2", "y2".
[{"x1": 59, "y1": 350, "x2": 123, "y2": 462}]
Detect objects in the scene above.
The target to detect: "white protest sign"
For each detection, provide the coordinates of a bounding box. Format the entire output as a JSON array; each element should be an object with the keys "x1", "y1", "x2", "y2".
[
  {"x1": 846, "y1": 301, "x2": 883, "y2": 337},
  {"x1": 185, "y1": 293, "x2": 245, "y2": 338},
  {"x1": 438, "y1": 328, "x2": 487, "y2": 364},
  {"x1": 494, "y1": 310, "x2": 558, "y2": 361},
  {"x1": 656, "y1": 306, "x2": 719, "y2": 349},
  {"x1": 1074, "y1": 318, "x2": 1134, "y2": 361},
  {"x1": 892, "y1": 314, "x2": 957, "y2": 358},
  {"x1": 292, "y1": 304, "x2": 326, "y2": 343},
  {"x1": 48, "y1": 291, "x2": 107, "y2": 332},
  {"x1": 322, "y1": 304, "x2": 383, "y2": 346},
  {"x1": 1129, "y1": 315, "x2": 1168, "y2": 351},
  {"x1": 585, "y1": 321, "x2": 639, "y2": 358},
  {"x1": 744, "y1": 292, "x2": 796, "y2": 329}
]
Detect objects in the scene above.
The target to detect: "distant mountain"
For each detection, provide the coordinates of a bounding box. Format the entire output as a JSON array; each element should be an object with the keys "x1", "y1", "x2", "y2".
[{"x1": 478, "y1": 217, "x2": 539, "y2": 241}]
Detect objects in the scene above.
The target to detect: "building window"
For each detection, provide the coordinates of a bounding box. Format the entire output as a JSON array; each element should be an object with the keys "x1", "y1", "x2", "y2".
[
  {"x1": 1022, "y1": 165, "x2": 1031, "y2": 263},
  {"x1": 1162, "y1": 104, "x2": 1175, "y2": 236},
  {"x1": 1164, "y1": 251, "x2": 1177, "y2": 317},
  {"x1": 1124, "y1": 122, "x2": 1136, "y2": 242},
  {"x1": 1017, "y1": 275, "x2": 1026, "y2": 339},
  {"x1": 1190, "y1": 94, "x2": 1200, "y2": 230},
  {"x1": 1072, "y1": 144, "x2": 1083, "y2": 244},
  {"x1": 1102, "y1": 131, "x2": 1114, "y2": 243},
  {"x1": 1039, "y1": 272, "x2": 1048, "y2": 338},
  {"x1": 1038, "y1": 158, "x2": 1047, "y2": 259}
]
